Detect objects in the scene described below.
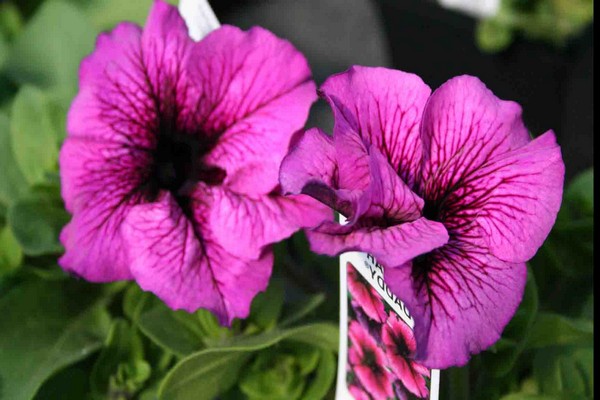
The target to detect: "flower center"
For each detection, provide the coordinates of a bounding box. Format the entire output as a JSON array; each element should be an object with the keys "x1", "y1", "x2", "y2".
[
  {"x1": 147, "y1": 123, "x2": 225, "y2": 206},
  {"x1": 422, "y1": 199, "x2": 442, "y2": 222},
  {"x1": 363, "y1": 348, "x2": 382, "y2": 371},
  {"x1": 391, "y1": 334, "x2": 411, "y2": 358}
]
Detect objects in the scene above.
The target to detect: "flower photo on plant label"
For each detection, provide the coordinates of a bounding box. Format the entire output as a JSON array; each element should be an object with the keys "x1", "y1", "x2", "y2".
[{"x1": 346, "y1": 261, "x2": 431, "y2": 399}]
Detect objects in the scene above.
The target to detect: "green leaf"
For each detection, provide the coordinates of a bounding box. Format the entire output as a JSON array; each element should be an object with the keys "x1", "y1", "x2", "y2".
[
  {"x1": 0, "y1": 280, "x2": 111, "y2": 400},
  {"x1": 158, "y1": 323, "x2": 339, "y2": 400},
  {"x1": 526, "y1": 313, "x2": 593, "y2": 349},
  {"x1": 78, "y1": 0, "x2": 177, "y2": 32},
  {"x1": 533, "y1": 346, "x2": 592, "y2": 399},
  {"x1": 239, "y1": 350, "x2": 305, "y2": 400},
  {"x1": 123, "y1": 283, "x2": 160, "y2": 324},
  {"x1": 7, "y1": 184, "x2": 70, "y2": 255},
  {"x1": 9, "y1": 86, "x2": 60, "y2": 185},
  {"x1": 280, "y1": 293, "x2": 325, "y2": 327},
  {"x1": 91, "y1": 319, "x2": 147, "y2": 397},
  {"x1": 0, "y1": 113, "x2": 27, "y2": 205},
  {"x1": 138, "y1": 305, "x2": 206, "y2": 357},
  {"x1": 34, "y1": 364, "x2": 93, "y2": 400},
  {"x1": 483, "y1": 267, "x2": 538, "y2": 376},
  {"x1": 0, "y1": 2, "x2": 23, "y2": 41},
  {"x1": 0, "y1": 222, "x2": 22, "y2": 275},
  {"x1": 195, "y1": 309, "x2": 231, "y2": 344},
  {"x1": 159, "y1": 350, "x2": 250, "y2": 400},
  {"x1": 0, "y1": 35, "x2": 6, "y2": 72},
  {"x1": 571, "y1": 347, "x2": 594, "y2": 396},
  {"x1": 580, "y1": 294, "x2": 593, "y2": 320},
  {"x1": 108, "y1": 359, "x2": 151, "y2": 398},
  {"x1": 248, "y1": 278, "x2": 284, "y2": 330},
  {"x1": 292, "y1": 344, "x2": 320, "y2": 376},
  {"x1": 4, "y1": 0, "x2": 97, "y2": 105},
  {"x1": 533, "y1": 169, "x2": 594, "y2": 280},
  {"x1": 300, "y1": 350, "x2": 336, "y2": 400},
  {"x1": 216, "y1": 323, "x2": 339, "y2": 354},
  {"x1": 564, "y1": 168, "x2": 593, "y2": 218},
  {"x1": 499, "y1": 394, "x2": 563, "y2": 400}
]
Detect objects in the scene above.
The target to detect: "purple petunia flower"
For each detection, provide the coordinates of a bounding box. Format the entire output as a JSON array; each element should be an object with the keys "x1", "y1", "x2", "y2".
[
  {"x1": 59, "y1": 0, "x2": 328, "y2": 325},
  {"x1": 280, "y1": 66, "x2": 564, "y2": 367}
]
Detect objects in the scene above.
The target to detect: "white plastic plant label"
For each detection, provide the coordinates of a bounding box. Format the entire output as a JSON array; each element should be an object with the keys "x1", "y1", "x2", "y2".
[
  {"x1": 437, "y1": 0, "x2": 500, "y2": 18},
  {"x1": 178, "y1": 0, "x2": 220, "y2": 41},
  {"x1": 336, "y1": 250, "x2": 440, "y2": 400}
]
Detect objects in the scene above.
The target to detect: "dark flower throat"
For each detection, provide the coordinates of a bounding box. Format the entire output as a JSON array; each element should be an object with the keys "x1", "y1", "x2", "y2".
[{"x1": 146, "y1": 120, "x2": 225, "y2": 208}]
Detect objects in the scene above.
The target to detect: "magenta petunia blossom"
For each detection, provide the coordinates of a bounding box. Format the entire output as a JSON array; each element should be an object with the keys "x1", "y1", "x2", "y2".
[
  {"x1": 59, "y1": 0, "x2": 328, "y2": 324},
  {"x1": 348, "y1": 262, "x2": 387, "y2": 323},
  {"x1": 348, "y1": 321, "x2": 394, "y2": 400},
  {"x1": 280, "y1": 66, "x2": 564, "y2": 367},
  {"x1": 382, "y1": 313, "x2": 429, "y2": 398}
]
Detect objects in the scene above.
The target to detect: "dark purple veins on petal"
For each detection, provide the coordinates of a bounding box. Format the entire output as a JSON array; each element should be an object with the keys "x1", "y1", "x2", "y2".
[
  {"x1": 98, "y1": 42, "x2": 227, "y2": 215},
  {"x1": 145, "y1": 82, "x2": 225, "y2": 211}
]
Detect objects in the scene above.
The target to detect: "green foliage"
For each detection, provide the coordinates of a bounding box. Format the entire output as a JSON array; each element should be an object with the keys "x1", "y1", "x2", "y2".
[
  {"x1": 239, "y1": 344, "x2": 318, "y2": 400},
  {"x1": 76, "y1": 0, "x2": 178, "y2": 32},
  {"x1": 0, "y1": 113, "x2": 27, "y2": 205},
  {"x1": 158, "y1": 322, "x2": 338, "y2": 400},
  {"x1": 476, "y1": 0, "x2": 594, "y2": 53},
  {"x1": 247, "y1": 277, "x2": 285, "y2": 331},
  {"x1": 481, "y1": 266, "x2": 539, "y2": 377},
  {"x1": 0, "y1": 2, "x2": 23, "y2": 41},
  {"x1": 4, "y1": 1, "x2": 96, "y2": 105},
  {"x1": 9, "y1": 86, "x2": 61, "y2": 184},
  {"x1": 90, "y1": 319, "x2": 151, "y2": 399},
  {"x1": 138, "y1": 304, "x2": 217, "y2": 357},
  {"x1": 8, "y1": 184, "x2": 69, "y2": 256},
  {"x1": 0, "y1": 280, "x2": 111, "y2": 400},
  {"x1": 0, "y1": 222, "x2": 22, "y2": 275}
]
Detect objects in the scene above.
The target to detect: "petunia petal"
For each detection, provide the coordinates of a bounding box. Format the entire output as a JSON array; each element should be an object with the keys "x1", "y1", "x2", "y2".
[
  {"x1": 141, "y1": 0, "x2": 194, "y2": 89},
  {"x1": 320, "y1": 65, "x2": 431, "y2": 187},
  {"x1": 279, "y1": 127, "x2": 368, "y2": 221},
  {"x1": 58, "y1": 138, "x2": 149, "y2": 280},
  {"x1": 420, "y1": 75, "x2": 531, "y2": 202},
  {"x1": 470, "y1": 130, "x2": 564, "y2": 262},
  {"x1": 365, "y1": 147, "x2": 423, "y2": 222},
  {"x1": 208, "y1": 187, "x2": 331, "y2": 259},
  {"x1": 121, "y1": 192, "x2": 273, "y2": 325},
  {"x1": 385, "y1": 235, "x2": 527, "y2": 369},
  {"x1": 68, "y1": 22, "x2": 154, "y2": 148},
  {"x1": 187, "y1": 25, "x2": 316, "y2": 194},
  {"x1": 308, "y1": 217, "x2": 448, "y2": 269},
  {"x1": 280, "y1": 131, "x2": 425, "y2": 224},
  {"x1": 279, "y1": 128, "x2": 337, "y2": 196}
]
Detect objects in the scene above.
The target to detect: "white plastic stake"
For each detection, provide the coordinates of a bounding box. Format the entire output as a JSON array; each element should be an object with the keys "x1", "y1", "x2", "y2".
[{"x1": 178, "y1": 0, "x2": 220, "y2": 41}]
